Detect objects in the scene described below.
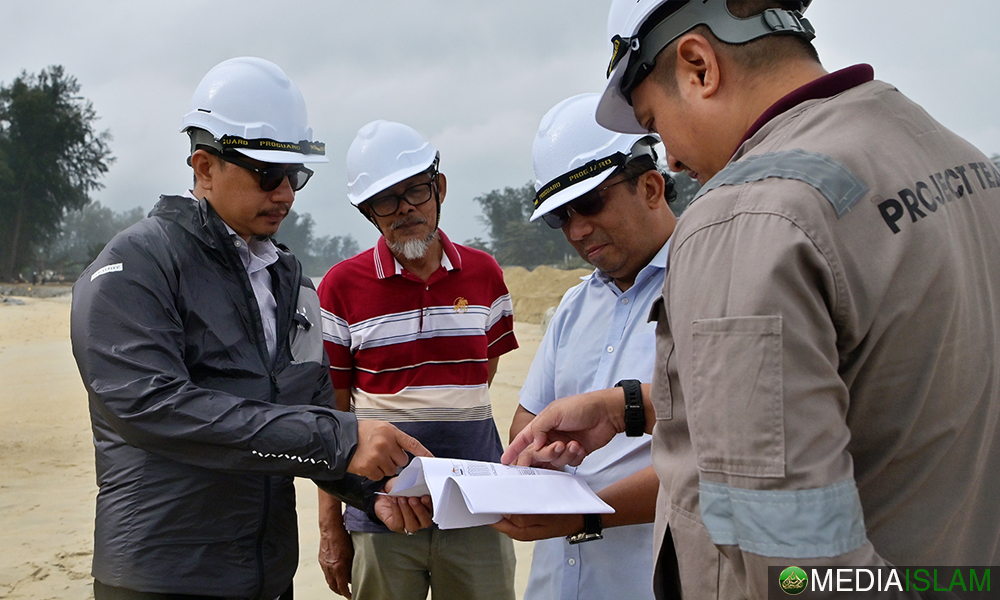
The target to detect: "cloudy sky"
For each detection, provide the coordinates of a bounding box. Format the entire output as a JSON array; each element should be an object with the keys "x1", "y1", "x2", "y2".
[{"x1": 3, "y1": 1, "x2": 998, "y2": 250}]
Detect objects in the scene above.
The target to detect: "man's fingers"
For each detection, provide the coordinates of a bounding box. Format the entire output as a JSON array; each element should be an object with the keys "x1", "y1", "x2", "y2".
[
  {"x1": 501, "y1": 428, "x2": 546, "y2": 465},
  {"x1": 490, "y1": 516, "x2": 517, "y2": 537},
  {"x1": 350, "y1": 421, "x2": 434, "y2": 480},
  {"x1": 407, "y1": 496, "x2": 434, "y2": 529},
  {"x1": 332, "y1": 574, "x2": 351, "y2": 599},
  {"x1": 526, "y1": 440, "x2": 569, "y2": 465},
  {"x1": 563, "y1": 441, "x2": 587, "y2": 467},
  {"x1": 398, "y1": 430, "x2": 433, "y2": 458}
]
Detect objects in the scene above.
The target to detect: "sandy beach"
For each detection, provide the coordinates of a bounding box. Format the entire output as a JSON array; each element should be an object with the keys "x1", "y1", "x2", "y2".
[{"x1": 0, "y1": 267, "x2": 590, "y2": 599}]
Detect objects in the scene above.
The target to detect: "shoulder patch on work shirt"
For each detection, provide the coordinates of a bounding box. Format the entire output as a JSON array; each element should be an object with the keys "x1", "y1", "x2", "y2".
[{"x1": 695, "y1": 148, "x2": 869, "y2": 218}]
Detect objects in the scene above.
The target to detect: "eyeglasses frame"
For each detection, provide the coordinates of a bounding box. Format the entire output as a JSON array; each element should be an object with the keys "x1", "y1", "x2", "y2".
[{"x1": 210, "y1": 149, "x2": 314, "y2": 192}]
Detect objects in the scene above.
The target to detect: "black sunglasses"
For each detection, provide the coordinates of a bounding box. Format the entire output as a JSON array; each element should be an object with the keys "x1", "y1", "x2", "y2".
[
  {"x1": 213, "y1": 151, "x2": 314, "y2": 192},
  {"x1": 541, "y1": 175, "x2": 631, "y2": 229},
  {"x1": 366, "y1": 180, "x2": 437, "y2": 217}
]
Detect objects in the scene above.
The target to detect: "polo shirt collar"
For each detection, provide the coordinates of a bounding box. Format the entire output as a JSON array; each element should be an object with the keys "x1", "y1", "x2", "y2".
[{"x1": 374, "y1": 229, "x2": 462, "y2": 280}]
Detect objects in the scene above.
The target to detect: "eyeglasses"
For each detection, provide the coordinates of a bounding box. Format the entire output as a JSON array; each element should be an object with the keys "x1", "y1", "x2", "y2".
[
  {"x1": 366, "y1": 181, "x2": 436, "y2": 217},
  {"x1": 214, "y1": 151, "x2": 314, "y2": 192},
  {"x1": 541, "y1": 176, "x2": 631, "y2": 229}
]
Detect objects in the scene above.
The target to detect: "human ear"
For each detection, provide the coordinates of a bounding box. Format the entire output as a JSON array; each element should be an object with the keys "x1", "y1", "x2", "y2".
[
  {"x1": 190, "y1": 149, "x2": 216, "y2": 190},
  {"x1": 676, "y1": 34, "x2": 720, "y2": 99},
  {"x1": 641, "y1": 170, "x2": 667, "y2": 209},
  {"x1": 435, "y1": 173, "x2": 447, "y2": 205}
]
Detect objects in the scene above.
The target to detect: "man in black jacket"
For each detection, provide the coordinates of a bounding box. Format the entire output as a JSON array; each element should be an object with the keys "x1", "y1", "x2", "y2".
[{"x1": 71, "y1": 57, "x2": 432, "y2": 600}]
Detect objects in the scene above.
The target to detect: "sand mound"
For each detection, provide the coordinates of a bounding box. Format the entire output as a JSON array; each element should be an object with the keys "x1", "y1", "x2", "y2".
[{"x1": 503, "y1": 266, "x2": 592, "y2": 324}]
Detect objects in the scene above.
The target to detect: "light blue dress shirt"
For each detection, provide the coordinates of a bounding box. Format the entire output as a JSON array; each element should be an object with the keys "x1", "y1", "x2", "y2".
[{"x1": 518, "y1": 241, "x2": 669, "y2": 600}]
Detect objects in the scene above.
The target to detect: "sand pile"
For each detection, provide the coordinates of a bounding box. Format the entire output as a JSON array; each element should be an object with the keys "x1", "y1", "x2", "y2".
[{"x1": 502, "y1": 266, "x2": 592, "y2": 324}]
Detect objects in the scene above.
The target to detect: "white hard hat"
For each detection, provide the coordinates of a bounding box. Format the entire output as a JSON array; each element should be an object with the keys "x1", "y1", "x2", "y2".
[
  {"x1": 531, "y1": 93, "x2": 658, "y2": 222},
  {"x1": 180, "y1": 57, "x2": 328, "y2": 164},
  {"x1": 597, "y1": 0, "x2": 814, "y2": 134},
  {"x1": 346, "y1": 120, "x2": 439, "y2": 206}
]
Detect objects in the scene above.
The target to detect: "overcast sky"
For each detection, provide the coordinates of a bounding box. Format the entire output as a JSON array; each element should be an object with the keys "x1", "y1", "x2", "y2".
[{"x1": 2, "y1": 1, "x2": 998, "y2": 250}]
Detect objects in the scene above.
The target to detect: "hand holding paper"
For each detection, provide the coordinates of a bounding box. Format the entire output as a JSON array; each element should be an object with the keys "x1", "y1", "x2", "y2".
[{"x1": 387, "y1": 457, "x2": 613, "y2": 530}]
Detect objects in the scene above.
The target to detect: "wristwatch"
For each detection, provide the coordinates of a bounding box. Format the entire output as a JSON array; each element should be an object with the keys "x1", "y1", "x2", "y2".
[
  {"x1": 616, "y1": 379, "x2": 644, "y2": 437},
  {"x1": 567, "y1": 514, "x2": 603, "y2": 544}
]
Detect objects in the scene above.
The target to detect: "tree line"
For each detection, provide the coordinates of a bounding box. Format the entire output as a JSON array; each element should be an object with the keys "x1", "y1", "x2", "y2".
[
  {"x1": 4, "y1": 65, "x2": 998, "y2": 281},
  {"x1": 0, "y1": 65, "x2": 357, "y2": 282},
  {"x1": 0, "y1": 66, "x2": 113, "y2": 281},
  {"x1": 35, "y1": 201, "x2": 358, "y2": 280},
  {"x1": 466, "y1": 170, "x2": 701, "y2": 269}
]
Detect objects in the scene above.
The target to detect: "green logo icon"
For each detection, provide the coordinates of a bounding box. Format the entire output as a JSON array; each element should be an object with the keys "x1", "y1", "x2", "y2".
[{"x1": 779, "y1": 566, "x2": 808, "y2": 595}]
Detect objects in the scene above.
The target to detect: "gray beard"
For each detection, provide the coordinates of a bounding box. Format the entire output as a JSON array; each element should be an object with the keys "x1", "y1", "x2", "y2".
[{"x1": 388, "y1": 229, "x2": 439, "y2": 261}]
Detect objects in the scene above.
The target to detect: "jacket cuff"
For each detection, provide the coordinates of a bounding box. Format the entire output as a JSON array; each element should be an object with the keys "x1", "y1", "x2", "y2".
[{"x1": 313, "y1": 474, "x2": 389, "y2": 517}]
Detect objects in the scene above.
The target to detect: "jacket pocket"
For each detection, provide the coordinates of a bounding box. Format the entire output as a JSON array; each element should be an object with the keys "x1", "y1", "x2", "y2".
[
  {"x1": 689, "y1": 316, "x2": 784, "y2": 478},
  {"x1": 289, "y1": 285, "x2": 325, "y2": 365}
]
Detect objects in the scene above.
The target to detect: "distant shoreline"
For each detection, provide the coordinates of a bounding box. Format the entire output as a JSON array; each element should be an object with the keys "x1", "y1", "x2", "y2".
[{"x1": 0, "y1": 283, "x2": 73, "y2": 299}]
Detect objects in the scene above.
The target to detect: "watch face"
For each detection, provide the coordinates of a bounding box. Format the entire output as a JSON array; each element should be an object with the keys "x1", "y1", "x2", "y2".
[{"x1": 567, "y1": 531, "x2": 604, "y2": 545}]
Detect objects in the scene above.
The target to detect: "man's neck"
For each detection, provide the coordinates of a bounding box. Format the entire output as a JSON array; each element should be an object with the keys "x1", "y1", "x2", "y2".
[
  {"x1": 735, "y1": 59, "x2": 830, "y2": 146},
  {"x1": 191, "y1": 187, "x2": 252, "y2": 243}
]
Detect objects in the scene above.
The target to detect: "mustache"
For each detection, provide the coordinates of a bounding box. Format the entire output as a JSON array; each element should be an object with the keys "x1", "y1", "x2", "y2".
[
  {"x1": 390, "y1": 215, "x2": 428, "y2": 230},
  {"x1": 257, "y1": 205, "x2": 290, "y2": 218}
]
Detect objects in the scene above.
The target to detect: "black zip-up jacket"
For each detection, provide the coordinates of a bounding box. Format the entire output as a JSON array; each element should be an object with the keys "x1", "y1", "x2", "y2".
[{"x1": 72, "y1": 195, "x2": 376, "y2": 599}]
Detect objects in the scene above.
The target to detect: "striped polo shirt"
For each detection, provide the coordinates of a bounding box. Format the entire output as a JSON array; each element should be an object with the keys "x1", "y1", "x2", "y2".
[{"x1": 318, "y1": 230, "x2": 517, "y2": 532}]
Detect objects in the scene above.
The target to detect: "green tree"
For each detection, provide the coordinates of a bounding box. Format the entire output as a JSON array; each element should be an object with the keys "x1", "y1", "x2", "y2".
[
  {"x1": 275, "y1": 209, "x2": 359, "y2": 277},
  {"x1": 472, "y1": 182, "x2": 582, "y2": 269},
  {"x1": 0, "y1": 66, "x2": 114, "y2": 280},
  {"x1": 41, "y1": 201, "x2": 145, "y2": 276},
  {"x1": 309, "y1": 234, "x2": 360, "y2": 276}
]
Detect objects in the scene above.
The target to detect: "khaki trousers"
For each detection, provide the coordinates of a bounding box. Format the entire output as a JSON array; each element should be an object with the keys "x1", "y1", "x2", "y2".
[{"x1": 351, "y1": 525, "x2": 515, "y2": 600}]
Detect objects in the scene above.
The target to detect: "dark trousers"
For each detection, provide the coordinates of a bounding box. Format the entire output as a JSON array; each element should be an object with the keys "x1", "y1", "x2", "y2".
[
  {"x1": 652, "y1": 526, "x2": 683, "y2": 600},
  {"x1": 94, "y1": 579, "x2": 293, "y2": 600}
]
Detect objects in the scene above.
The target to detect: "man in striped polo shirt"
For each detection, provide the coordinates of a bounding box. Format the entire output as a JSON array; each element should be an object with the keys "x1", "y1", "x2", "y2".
[{"x1": 316, "y1": 120, "x2": 519, "y2": 600}]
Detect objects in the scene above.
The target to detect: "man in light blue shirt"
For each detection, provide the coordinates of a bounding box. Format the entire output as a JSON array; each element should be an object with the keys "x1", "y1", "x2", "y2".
[{"x1": 492, "y1": 94, "x2": 677, "y2": 600}]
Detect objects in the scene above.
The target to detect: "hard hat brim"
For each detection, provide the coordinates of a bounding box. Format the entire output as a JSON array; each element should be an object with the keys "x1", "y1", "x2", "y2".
[
  {"x1": 596, "y1": 59, "x2": 649, "y2": 135},
  {"x1": 236, "y1": 148, "x2": 329, "y2": 165},
  {"x1": 348, "y1": 155, "x2": 437, "y2": 207},
  {"x1": 529, "y1": 167, "x2": 618, "y2": 222}
]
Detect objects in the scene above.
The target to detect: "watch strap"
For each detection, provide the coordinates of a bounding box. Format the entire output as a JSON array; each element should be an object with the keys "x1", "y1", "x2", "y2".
[
  {"x1": 566, "y1": 513, "x2": 603, "y2": 544},
  {"x1": 616, "y1": 379, "x2": 644, "y2": 437}
]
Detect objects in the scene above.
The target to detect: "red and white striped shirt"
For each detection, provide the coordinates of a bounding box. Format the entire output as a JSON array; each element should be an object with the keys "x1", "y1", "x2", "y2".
[{"x1": 318, "y1": 230, "x2": 516, "y2": 530}]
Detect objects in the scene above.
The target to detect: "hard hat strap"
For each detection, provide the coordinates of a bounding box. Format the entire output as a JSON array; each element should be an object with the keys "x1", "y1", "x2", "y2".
[
  {"x1": 534, "y1": 152, "x2": 629, "y2": 209},
  {"x1": 617, "y1": 0, "x2": 815, "y2": 99},
  {"x1": 219, "y1": 135, "x2": 326, "y2": 156}
]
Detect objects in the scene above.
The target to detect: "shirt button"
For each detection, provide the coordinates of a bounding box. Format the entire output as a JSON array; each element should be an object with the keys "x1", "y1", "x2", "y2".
[
  {"x1": 425, "y1": 286, "x2": 430, "y2": 291},
  {"x1": 607, "y1": 346, "x2": 614, "y2": 353},
  {"x1": 621, "y1": 297, "x2": 629, "y2": 305},
  {"x1": 234, "y1": 240, "x2": 242, "y2": 248},
  {"x1": 568, "y1": 558, "x2": 576, "y2": 566}
]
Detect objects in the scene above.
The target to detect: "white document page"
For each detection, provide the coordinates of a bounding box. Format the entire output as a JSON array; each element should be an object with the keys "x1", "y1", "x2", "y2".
[{"x1": 387, "y1": 457, "x2": 614, "y2": 530}]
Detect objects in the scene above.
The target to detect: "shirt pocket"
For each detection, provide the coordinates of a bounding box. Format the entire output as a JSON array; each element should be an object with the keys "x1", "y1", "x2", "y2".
[{"x1": 689, "y1": 316, "x2": 784, "y2": 478}]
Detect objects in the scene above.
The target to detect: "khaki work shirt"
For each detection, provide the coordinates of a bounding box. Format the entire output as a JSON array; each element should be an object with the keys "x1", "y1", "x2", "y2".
[{"x1": 652, "y1": 77, "x2": 1000, "y2": 599}]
